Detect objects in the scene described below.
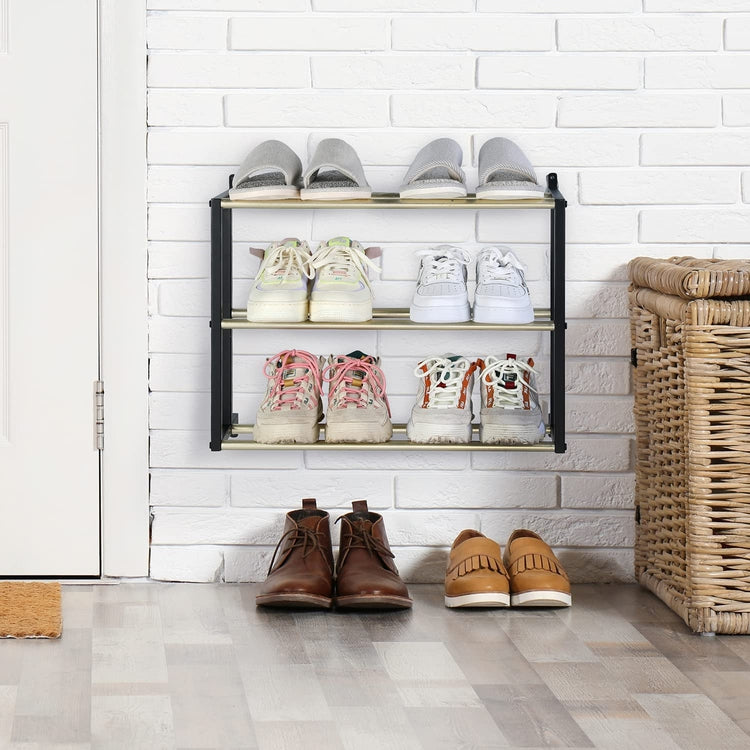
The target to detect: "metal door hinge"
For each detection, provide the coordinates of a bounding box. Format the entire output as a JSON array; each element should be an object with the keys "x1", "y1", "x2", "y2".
[{"x1": 94, "y1": 380, "x2": 104, "y2": 451}]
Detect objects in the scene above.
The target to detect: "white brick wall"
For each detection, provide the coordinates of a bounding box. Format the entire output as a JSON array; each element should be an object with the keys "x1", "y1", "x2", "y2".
[{"x1": 146, "y1": 2, "x2": 750, "y2": 585}]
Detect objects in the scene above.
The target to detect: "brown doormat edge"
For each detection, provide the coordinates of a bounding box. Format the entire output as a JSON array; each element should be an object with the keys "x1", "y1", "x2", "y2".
[{"x1": 0, "y1": 581, "x2": 62, "y2": 638}]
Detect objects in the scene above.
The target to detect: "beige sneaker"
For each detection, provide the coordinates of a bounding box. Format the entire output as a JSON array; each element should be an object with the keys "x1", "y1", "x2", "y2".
[
  {"x1": 477, "y1": 354, "x2": 545, "y2": 445},
  {"x1": 254, "y1": 350, "x2": 324, "y2": 444},
  {"x1": 323, "y1": 351, "x2": 392, "y2": 443}
]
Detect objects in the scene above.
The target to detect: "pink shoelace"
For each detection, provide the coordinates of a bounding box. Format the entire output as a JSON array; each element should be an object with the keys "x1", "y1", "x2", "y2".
[
  {"x1": 322, "y1": 356, "x2": 391, "y2": 416},
  {"x1": 263, "y1": 350, "x2": 321, "y2": 411}
]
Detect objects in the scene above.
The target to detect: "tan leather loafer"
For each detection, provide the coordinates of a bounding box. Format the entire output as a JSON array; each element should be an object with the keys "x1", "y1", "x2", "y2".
[
  {"x1": 256, "y1": 498, "x2": 334, "y2": 610},
  {"x1": 445, "y1": 530, "x2": 510, "y2": 608},
  {"x1": 503, "y1": 529, "x2": 571, "y2": 607}
]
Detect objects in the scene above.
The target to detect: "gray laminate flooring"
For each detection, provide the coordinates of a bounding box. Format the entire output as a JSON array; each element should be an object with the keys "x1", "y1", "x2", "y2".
[{"x1": 1, "y1": 583, "x2": 749, "y2": 749}]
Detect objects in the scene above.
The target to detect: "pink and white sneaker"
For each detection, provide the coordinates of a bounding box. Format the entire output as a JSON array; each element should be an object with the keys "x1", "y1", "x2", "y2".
[
  {"x1": 323, "y1": 351, "x2": 392, "y2": 443},
  {"x1": 254, "y1": 350, "x2": 324, "y2": 444}
]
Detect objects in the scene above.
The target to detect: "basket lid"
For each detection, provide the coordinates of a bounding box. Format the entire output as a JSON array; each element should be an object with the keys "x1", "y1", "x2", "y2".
[{"x1": 628, "y1": 256, "x2": 750, "y2": 299}]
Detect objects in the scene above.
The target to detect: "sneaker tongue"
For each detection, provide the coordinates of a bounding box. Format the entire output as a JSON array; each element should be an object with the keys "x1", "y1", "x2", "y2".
[
  {"x1": 500, "y1": 355, "x2": 518, "y2": 390},
  {"x1": 328, "y1": 236, "x2": 351, "y2": 247},
  {"x1": 282, "y1": 238, "x2": 300, "y2": 247},
  {"x1": 345, "y1": 350, "x2": 373, "y2": 362}
]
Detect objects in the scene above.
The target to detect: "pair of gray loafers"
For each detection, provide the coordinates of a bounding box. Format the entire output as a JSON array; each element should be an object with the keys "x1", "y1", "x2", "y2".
[
  {"x1": 229, "y1": 139, "x2": 371, "y2": 201},
  {"x1": 399, "y1": 137, "x2": 544, "y2": 201}
]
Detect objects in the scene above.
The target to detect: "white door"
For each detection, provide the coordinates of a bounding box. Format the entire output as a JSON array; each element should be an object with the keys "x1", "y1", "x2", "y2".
[{"x1": 0, "y1": 0, "x2": 100, "y2": 576}]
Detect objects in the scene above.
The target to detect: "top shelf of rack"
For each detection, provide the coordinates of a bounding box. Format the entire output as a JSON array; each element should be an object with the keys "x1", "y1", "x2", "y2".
[{"x1": 218, "y1": 192, "x2": 555, "y2": 210}]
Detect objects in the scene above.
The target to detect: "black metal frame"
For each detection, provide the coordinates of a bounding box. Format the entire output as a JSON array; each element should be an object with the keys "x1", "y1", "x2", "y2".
[{"x1": 209, "y1": 172, "x2": 567, "y2": 453}]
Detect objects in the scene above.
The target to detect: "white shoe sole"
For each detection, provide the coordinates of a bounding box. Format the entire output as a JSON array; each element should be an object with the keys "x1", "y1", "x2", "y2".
[
  {"x1": 410, "y1": 302, "x2": 470, "y2": 324},
  {"x1": 511, "y1": 590, "x2": 571, "y2": 607},
  {"x1": 407, "y1": 419, "x2": 472, "y2": 444},
  {"x1": 247, "y1": 300, "x2": 308, "y2": 323},
  {"x1": 480, "y1": 420, "x2": 546, "y2": 445},
  {"x1": 475, "y1": 188, "x2": 545, "y2": 201},
  {"x1": 399, "y1": 185, "x2": 467, "y2": 200},
  {"x1": 445, "y1": 592, "x2": 510, "y2": 608},
  {"x1": 253, "y1": 422, "x2": 320, "y2": 444},
  {"x1": 324, "y1": 421, "x2": 392, "y2": 444},
  {"x1": 309, "y1": 299, "x2": 372, "y2": 322},
  {"x1": 229, "y1": 186, "x2": 300, "y2": 201},
  {"x1": 300, "y1": 189, "x2": 372, "y2": 201},
  {"x1": 473, "y1": 300, "x2": 535, "y2": 325}
]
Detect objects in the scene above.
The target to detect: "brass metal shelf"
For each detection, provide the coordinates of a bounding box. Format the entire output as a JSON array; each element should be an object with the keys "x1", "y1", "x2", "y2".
[
  {"x1": 222, "y1": 307, "x2": 555, "y2": 331},
  {"x1": 220, "y1": 192, "x2": 554, "y2": 210},
  {"x1": 223, "y1": 424, "x2": 554, "y2": 451}
]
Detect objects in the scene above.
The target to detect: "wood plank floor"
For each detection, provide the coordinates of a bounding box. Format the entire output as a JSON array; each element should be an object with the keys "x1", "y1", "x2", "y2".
[{"x1": 1, "y1": 583, "x2": 749, "y2": 749}]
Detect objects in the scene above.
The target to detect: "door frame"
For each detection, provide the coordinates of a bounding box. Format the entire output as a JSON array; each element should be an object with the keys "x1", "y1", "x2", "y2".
[{"x1": 99, "y1": 0, "x2": 149, "y2": 577}]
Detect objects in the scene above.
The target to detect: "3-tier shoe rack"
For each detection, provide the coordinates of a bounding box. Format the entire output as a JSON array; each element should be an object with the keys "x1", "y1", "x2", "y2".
[{"x1": 209, "y1": 173, "x2": 567, "y2": 453}]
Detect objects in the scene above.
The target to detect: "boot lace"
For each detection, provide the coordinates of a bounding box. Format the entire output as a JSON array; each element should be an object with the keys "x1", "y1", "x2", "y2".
[
  {"x1": 479, "y1": 356, "x2": 539, "y2": 410},
  {"x1": 335, "y1": 518, "x2": 394, "y2": 564},
  {"x1": 263, "y1": 349, "x2": 321, "y2": 411},
  {"x1": 267, "y1": 525, "x2": 331, "y2": 575}
]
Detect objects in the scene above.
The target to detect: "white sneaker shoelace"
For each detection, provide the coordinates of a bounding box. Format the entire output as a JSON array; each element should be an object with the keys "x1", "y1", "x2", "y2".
[
  {"x1": 479, "y1": 356, "x2": 539, "y2": 410},
  {"x1": 477, "y1": 248, "x2": 526, "y2": 287},
  {"x1": 414, "y1": 356, "x2": 474, "y2": 409},
  {"x1": 416, "y1": 245, "x2": 472, "y2": 286},
  {"x1": 257, "y1": 240, "x2": 314, "y2": 285},
  {"x1": 311, "y1": 239, "x2": 380, "y2": 292}
]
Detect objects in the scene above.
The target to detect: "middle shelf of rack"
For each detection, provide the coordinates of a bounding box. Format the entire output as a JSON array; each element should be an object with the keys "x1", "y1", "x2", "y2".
[{"x1": 221, "y1": 308, "x2": 556, "y2": 331}]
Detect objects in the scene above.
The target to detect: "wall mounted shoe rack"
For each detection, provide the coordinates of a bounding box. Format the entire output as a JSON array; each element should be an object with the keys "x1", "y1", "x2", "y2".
[{"x1": 209, "y1": 173, "x2": 567, "y2": 453}]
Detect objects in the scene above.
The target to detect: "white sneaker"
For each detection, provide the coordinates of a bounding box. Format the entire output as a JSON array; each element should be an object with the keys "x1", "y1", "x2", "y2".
[
  {"x1": 473, "y1": 247, "x2": 534, "y2": 324},
  {"x1": 254, "y1": 350, "x2": 324, "y2": 444},
  {"x1": 477, "y1": 354, "x2": 545, "y2": 445},
  {"x1": 323, "y1": 351, "x2": 392, "y2": 443},
  {"x1": 406, "y1": 354, "x2": 476, "y2": 444},
  {"x1": 246, "y1": 238, "x2": 313, "y2": 322},
  {"x1": 410, "y1": 245, "x2": 472, "y2": 323},
  {"x1": 309, "y1": 237, "x2": 379, "y2": 322}
]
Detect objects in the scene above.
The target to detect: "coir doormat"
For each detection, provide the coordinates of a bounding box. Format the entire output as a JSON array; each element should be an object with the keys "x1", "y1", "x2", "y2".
[{"x1": 0, "y1": 582, "x2": 62, "y2": 638}]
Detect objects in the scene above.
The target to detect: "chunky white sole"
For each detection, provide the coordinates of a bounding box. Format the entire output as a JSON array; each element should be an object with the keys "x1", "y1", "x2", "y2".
[
  {"x1": 247, "y1": 299, "x2": 307, "y2": 323},
  {"x1": 445, "y1": 592, "x2": 510, "y2": 608},
  {"x1": 229, "y1": 186, "x2": 300, "y2": 201},
  {"x1": 511, "y1": 590, "x2": 572, "y2": 607},
  {"x1": 399, "y1": 185, "x2": 467, "y2": 200},
  {"x1": 410, "y1": 302, "x2": 470, "y2": 324},
  {"x1": 480, "y1": 420, "x2": 546, "y2": 445},
  {"x1": 406, "y1": 419, "x2": 472, "y2": 444},
  {"x1": 324, "y1": 421, "x2": 392, "y2": 444},
  {"x1": 309, "y1": 299, "x2": 372, "y2": 322},
  {"x1": 253, "y1": 421, "x2": 320, "y2": 444},
  {"x1": 473, "y1": 299, "x2": 534, "y2": 325}
]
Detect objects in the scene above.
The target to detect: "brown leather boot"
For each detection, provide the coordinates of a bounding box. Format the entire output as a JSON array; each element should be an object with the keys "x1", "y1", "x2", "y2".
[
  {"x1": 255, "y1": 498, "x2": 334, "y2": 609},
  {"x1": 335, "y1": 500, "x2": 412, "y2": 610}
]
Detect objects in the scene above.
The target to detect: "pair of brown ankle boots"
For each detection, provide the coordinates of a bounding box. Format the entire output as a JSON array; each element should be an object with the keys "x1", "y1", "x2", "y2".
[{"x1": 256, "y1": 498, "x2": 412, "y2": 611}]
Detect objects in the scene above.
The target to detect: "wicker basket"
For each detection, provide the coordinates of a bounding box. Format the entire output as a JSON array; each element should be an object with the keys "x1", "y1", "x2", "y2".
[{"x1": 629, "y1": 256, "x2": 750, "y2": 634}]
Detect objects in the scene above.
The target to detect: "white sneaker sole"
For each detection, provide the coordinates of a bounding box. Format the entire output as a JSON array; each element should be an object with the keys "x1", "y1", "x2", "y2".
[
  {"x1": 445, "y1": 592, "x2": 510, "y2": 608},
  {"x1": 309, "y1": 299, "x2": 372, "y2": 322},
  {"x1": 410, "y1": 302, "x2": 471, "y2": 324},
  {"x1": 511, "y1": 590, "x2": 572, "y2": 607},
  {"x1": 247, "y1": 300, "x2": 307, "y2": 323},
  {"x1": 253, "y1": 422, "x2": 320, "y2": 444},
  {"x1": 480, "y1": 420, "x2": 546, "y2": 445},
  {"x1": 473, "y1": 300, "x2": 534, "y2": 325},
  {"x1": 324, "y1": 422, "x2": 392, "y2": 444},
  {"x1": 406, "y1": 419, "x2": 472, "y2": 444}
]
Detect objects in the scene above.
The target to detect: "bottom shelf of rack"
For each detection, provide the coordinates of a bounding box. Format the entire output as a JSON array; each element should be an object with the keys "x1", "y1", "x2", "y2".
[{"x1": 220, "y1": 424, "x2": 555, "y2": 451}]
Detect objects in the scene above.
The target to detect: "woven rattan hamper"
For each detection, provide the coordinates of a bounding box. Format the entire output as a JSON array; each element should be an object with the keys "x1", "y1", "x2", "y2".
[{"x1": 629, "y1": 257, "x2": 750, "y2": 634}]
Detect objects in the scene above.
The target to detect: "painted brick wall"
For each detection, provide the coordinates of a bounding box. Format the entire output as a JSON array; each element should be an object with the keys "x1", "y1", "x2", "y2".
[{"x1": 146, "y1": 0, "x2": 749, "y2": 584}]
